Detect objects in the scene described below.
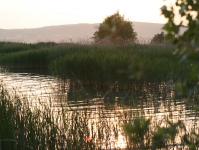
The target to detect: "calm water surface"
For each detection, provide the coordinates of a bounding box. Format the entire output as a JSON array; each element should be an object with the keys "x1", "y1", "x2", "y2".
[{"x1": 0, "y1": 70, "x2": 199, "y2": 149}]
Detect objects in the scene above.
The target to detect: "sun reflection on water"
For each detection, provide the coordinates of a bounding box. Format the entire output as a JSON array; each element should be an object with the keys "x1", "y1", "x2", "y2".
[
  {"x1": 114, "y1": 131, "x2": 127, "y2": 149},
  {"x1": 1, "y1": 71, "x2": 199, "y2": 149}
]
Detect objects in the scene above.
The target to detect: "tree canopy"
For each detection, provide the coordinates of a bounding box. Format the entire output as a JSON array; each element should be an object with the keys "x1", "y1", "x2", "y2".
[
  {"x1": 93, "y1": 11, "x2": 137, "y2": 43},
  {"x1": 161, "y1": 0, "x2": 199, "y2": 47}
]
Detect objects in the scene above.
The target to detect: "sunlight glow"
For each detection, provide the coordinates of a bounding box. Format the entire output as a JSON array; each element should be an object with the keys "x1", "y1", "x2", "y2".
[
  {"x1": 0, "y1": 0, "x2": 168, "y2": 29},
  {"x1": 115, "y1": 131, "x2": 127, "y2": 149}
]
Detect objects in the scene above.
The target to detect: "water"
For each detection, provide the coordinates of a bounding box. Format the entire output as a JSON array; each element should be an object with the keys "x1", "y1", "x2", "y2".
[{"x1": 0, "y1": 70, "x2": 199, "y2": 149}]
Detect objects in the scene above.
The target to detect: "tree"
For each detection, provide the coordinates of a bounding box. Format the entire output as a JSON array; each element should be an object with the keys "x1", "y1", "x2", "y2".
[
  {"x1": 93, "y1": 11, "x2": 137, "y2": 43},
  {"x1": 150, "y1": 32, "x2": 166, "y2": 44},
  {"x1": 161, "y1": 1, "x2": 199, "y2": 97}
]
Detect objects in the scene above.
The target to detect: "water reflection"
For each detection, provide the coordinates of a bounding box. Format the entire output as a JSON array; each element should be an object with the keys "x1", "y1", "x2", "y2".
[{"x1": 0, "y1": 70, "x2": 199, "y2": 149}]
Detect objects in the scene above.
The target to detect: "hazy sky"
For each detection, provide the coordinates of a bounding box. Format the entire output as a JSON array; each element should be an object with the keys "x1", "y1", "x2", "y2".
[{"x1": 0, "y1": 0, "x2": 171, "y2": 29}]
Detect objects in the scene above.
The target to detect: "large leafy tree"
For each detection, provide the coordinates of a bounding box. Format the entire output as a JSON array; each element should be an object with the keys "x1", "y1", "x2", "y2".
[
  {"x1": 93, "y1": 11, "x2": 137, "y2": 43},
  {"x1": 161, "y1": 1, "x2": 199, "y2": 97}
]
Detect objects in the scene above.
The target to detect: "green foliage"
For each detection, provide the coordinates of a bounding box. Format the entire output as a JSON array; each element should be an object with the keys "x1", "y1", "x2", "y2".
[
  {"x1": 124, "y1": 117, "x2": 199, "y2": 149},
  {"x1": 0, "y1": 88, "x2": 17, "y2": 149},
  {"x1": 152, "y1": 120, "x2": 184, "y2": 149},
  {"x1": 0, "y1": 42, "x2": 192, "y2": 86},
  {"x1": 0, "y1": 83, "x2": 102, "y2": 149},
  {"x1": 0, "y1": 41, "x2": 57, "y2": 54},
  {"x1": 51, "y1": 44, "x2": 185, "y2": 85},
  {"x1": 161, "y1": 0, "x2": 199, "y2": 98},
  {"x1": 124, "y1": 117, "x2": 150, "y2": 149},
  {"x1": 123, "y1": 117, "x2": 197, "y2": 149},
  {"x1": 93, "y1": 11, "x2": 137, "y2": 43},
  {"x1": 0, "y1": 49, "x2": 49, "y2": 69},
  {"x1": 161, "y1": 0, "x2": 199, "y2": 46},
  {"x1": 151, "y1": 32, "x2": 166, "y2": 44}
]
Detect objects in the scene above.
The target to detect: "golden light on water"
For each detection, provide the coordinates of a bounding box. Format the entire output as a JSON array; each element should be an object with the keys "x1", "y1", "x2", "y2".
[
  {"x1": 115, "y1": 131, "x2": 127, "y2": 149},
  {"x1": 1, "y1": 71, "x2": 199, "y2": 149}
]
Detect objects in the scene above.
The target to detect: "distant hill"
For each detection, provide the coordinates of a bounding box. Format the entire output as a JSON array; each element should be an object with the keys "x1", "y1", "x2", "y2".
[{"x1": 0, "y1": 22, "x2": 186, "y2": 43}]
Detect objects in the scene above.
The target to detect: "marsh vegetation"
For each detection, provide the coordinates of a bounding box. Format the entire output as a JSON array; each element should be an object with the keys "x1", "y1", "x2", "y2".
[
  {"x1": 0, "y1": 42, "x2": 190, "y2": 84},
  {"x1": 0, "y1": 40, "x2": 199, "y2": 149}
]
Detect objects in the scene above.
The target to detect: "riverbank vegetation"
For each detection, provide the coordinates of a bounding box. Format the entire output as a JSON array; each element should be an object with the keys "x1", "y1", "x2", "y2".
[
  {"x1": 1, "y1": 0, "x2": 199, "y2": 149},
  {"x1": 0, "y1": 83, "x2": 104, "y2": 149},
  {"x1": 0, "y1": 79, "x2": 198, "y2": 149},
  {"x1": 0, "y1": 41, "x2": 193, "y2": 88},
  {"x1": 0, "y1": 39, "x2": 198, "y2": 149}
]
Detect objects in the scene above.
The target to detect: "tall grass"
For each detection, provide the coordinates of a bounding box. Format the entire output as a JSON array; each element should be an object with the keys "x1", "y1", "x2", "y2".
[
  {"x1": 1, "y1": 80, "x2": 199, "y2": 149},
  {"x1": 0, "y1": 81, "x2": 122, "y2": 149},
  {"x1": 51, "y1": 44, "x2": 186, "y2": 85},
  {"x1": 0, "y1": 41, "x2": 57, "y2": 54},
  {"x1": 1, "y1": 41, "x2": 199, "y2": 150},
  {"x1": 0, "y1": 42, "x2": 192, "y2": 86}
]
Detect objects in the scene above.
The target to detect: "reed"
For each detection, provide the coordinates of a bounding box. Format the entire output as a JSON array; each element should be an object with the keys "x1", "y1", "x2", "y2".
[
  {"x1": 0, "y1": 42, "x2": 192, "y2": 86},
  {"x1": 51, "y1": 43, "x2": 187, "y2": 85},
  {"x1": 0, "y1": 41, "x2": 57, "y2": 54},
  {"x1": 0, "y1": 81, "x2": 198, "y2": 150},
  {"x1": 0, "y1": 81, "x2": 123, "y2": 149},
  {"x1": 1, "y1": 41, "x2": 199, "y2": 150}
]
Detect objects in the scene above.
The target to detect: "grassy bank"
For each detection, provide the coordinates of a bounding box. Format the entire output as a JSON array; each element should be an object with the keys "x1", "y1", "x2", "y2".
[{"x1": 0, "y1": 42, "x2": 191, "y2": 86}]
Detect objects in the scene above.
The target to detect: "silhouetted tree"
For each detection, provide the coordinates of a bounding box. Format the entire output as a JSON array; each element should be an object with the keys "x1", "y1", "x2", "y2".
[
  {"x1": 93, "y1": 11, "x2": 137, "y2": 43},
  {"x1": 150, "y1": 32, "x2": 165, "y2": 44}
]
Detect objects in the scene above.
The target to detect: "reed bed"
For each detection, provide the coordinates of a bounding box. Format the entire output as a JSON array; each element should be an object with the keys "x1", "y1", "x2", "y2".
[
  {"x1": 0, "y1": 41, "x2": 57, "y2": 54},
  {"x1": 51, "y1": 44, "x2": 182, "y2": 84},
  {"x1": 0, "y1": 42, "x2": 192, "y2": 86},
  {"x1": 1, "y1": 80, "x2": 199, "y2": 150},
  {"x1": 0, "y1": 82, "x2": 120, "y2": 149}
]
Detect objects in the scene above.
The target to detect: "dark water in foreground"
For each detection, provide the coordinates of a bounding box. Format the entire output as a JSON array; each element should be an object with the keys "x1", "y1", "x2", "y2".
[{"x1": 0, "y1": 70, "x2": 198, "y2": 149}]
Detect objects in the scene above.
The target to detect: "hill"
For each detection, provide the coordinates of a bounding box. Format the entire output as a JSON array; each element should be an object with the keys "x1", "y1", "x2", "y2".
[{"x1": 0, "y1": 22, "x2": 185, "y2": 43}]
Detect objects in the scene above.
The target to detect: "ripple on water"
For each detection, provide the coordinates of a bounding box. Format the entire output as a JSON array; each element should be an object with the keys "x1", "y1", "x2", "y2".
[{"x1": 0, "y1": 71, "x2": 199, "y2": 149}]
